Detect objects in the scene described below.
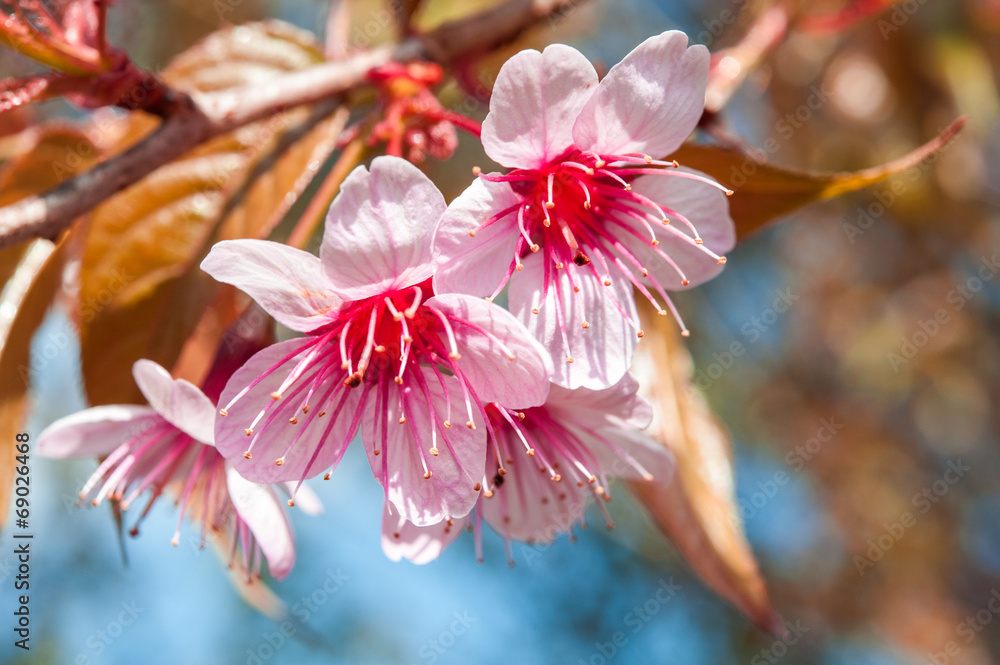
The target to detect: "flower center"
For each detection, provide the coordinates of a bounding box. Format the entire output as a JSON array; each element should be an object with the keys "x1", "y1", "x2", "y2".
[{"x1": 474, "y1": 150, "x2": 731, "y2": 353}]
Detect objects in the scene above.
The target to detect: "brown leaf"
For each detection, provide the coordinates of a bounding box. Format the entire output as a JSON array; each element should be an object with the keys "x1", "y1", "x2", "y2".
[
  {"x1": 673, "y1": 116, "x2": 967, "y2": 239},
  {"x1": 77, "y1": 22, "x2": 345, "y2": 405},
  {"x1": 628, "y1": 300, "x2": 783, "y2": 634},
  {"x1": 0, "y1": 241, "x2": 65, "y2": 530}
]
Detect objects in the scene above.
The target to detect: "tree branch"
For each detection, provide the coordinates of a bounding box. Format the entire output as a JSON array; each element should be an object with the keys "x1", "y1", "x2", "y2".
[{"x1": 0, "y1": 0, "x2": 586, "y2": 250}]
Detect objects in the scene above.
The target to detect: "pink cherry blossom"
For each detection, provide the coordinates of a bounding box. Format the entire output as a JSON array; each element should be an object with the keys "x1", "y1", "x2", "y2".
[
  {"x1": 433, "y1": 31, "x2": 736, "y2": 390},
  {"x1": 382, "y1": 374, "x2": 671, "y2": 564},
  {"x1": 201, "y1": 156, "x2": 553, "y2": 527},
  {"x1": 37, "y1": 359, "x2": 305, "y2": 581}
]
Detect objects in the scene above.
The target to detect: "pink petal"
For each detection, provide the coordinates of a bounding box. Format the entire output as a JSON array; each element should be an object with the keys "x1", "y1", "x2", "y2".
[
  {"x1": 362, "y1": 365, "x2": 486, "y2": 526},
  {"x1": 381, "y1": 502, "x2": 467, "y2": 564},
  {"x1": 226, "y1": 465, "x2": 296, "y2": 580},
  {"x1": 572, "y1": 31, "x2": 709, "y2": 158},
  {"x1": 214, "y1": 339, "x2": 363, "y2": 484},
  {"x1": 201, "y1": 239, "x2": 340, "y2": 334},
  {"x1": 546, "y1": 373, "x2": 652, "y2": 431},
  {"x1": 625, "y1": 167, "x2": 735, "y2": 289},
  {"x1": 280, "y1": 482, "x2": 324, "y2": 516},
  {"x1": 507, "y1": 254, "x2": 637, "y2": 390},
  {"x1": 432, "y1": 177, "x2": 522, "y2": 298},
  {"x1": 132, "y1": 359, "x2": 217, "y2": 444},
  {"x1": 481, "y1": 44, "x2": 599, "y2": 169},
  {"x1": 481, "y1": 439, "x2": 588, "y2": 544},
  {"x1": 423, "y1": 293, "x2": 552, "y2": 409},
  {"x1": 320, "y1": 157, "x2": 445, "y2": 299},
  {"x1": 37, "y1": 405, "x2": 159, "y2": 458},
  {"x1": 586, "y1": 429, "x2": 675, "y2": 483}
]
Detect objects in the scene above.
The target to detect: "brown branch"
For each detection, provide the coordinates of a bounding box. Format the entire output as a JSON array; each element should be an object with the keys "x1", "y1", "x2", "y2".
[{"x1": 0, "y1": 0, "x2": 585, "y2": 250}]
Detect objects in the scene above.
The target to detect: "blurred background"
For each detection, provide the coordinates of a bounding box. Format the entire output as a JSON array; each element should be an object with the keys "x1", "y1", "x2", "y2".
[{"x1": 2, "y1": 0, "x2": 999, "y2": 663}]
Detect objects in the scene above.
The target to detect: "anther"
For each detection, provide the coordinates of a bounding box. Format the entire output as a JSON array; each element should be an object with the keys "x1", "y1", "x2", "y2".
[
  {"x1": 448, "y1": 352, "x2": 461, "y2": 360},
  {"x1": 545, "y1": 201, "x2": 555, "y2": 209},
  {"x1": 344, "y1": 372, "x2": 362, "y2": 388},
  {"x1": 695, "y1": 238, "x2": 704, "y2": 245},
  {"x1": 443, "y1": 420, "x2": 452, "y2": 429},
  {"x1": 681, "y1": 330, "x2": 691, "y2": 337},
  {"x1": 516, "y1": 263, "x2": 524, "y2": 271},
  {"x1": 567, "y1": 357, "x2": 575, "y2": 363},
  {"x1": 637, "y1": 330, "x2": 645, "y2": 338},
  {"x1": 682, "y1": 279, "x2": 690, "y2": 286},
  {"x1": 395, "y1": 376, "x2": 404, "y2": 385},
  {"x1": 526, "y1": 448, "x2": 535, "y2": 456},
  {"x1": 243, "y1": 451, "x2": 252, "y2": 459},
  {"x1": 423, "y1": 470, "x2": 432, "y2": 479},
  {"x1": 530, "y1": 244, "x2": 540, "y2": 252},
  {"x1": 573, "y1": 252, "x2": 590, "y2": 267},
  {"x1": 219, "y1": 409, "x2": 228, "y2": 417},
  {"x1": 275, "y1": 458, "x2": 284, "y2": 466},
  {"x1": 583, "y1": 201, "x2": 591, "y2": 210},
  {"x1": 399, "y1": 416, "x2": 406, "y2": 424},
  {"x1": 517, "y1": 412, "x2": 525, "y2": 420},
  {"x1": 318, "y1": 410, "x2": 326, "y2": 417},
  {"x1": 531, "y1": 308, "x2": 539, "y2": 315},
  {"x1": 603, "y1": 279, "x2": 612, "y2": 286},
  {"x1": 289, "y1": 417, "x2": 298, "y2": 424},
  {"x1": 429, "y1": 447, "x2": 439, "y2": 456},
  {"x1": 375, "y1": 345, "x2": 386, "y2": 353},
  {"x1": 324, "y1": 472, "x2": 332, "y2": 480},
  {"x1": 244, "y1": 428, "x2": 253, "y2": 437},
  {"x1": 473, "y1": 482, "x2": 482, "y2": 491},
  {"x1": 582, "y1": 321, "x2": 590, "y2": 329},
  {"x1": 717, "y1": 257, "x2": 727, "y2": 265},
  {"x1": 287, "y1": 499, "x2": 295, "y2": 507},
  {"x1": 472, "y1": 166, "x2": 481, "y2": 175},
  {"x1": 555, "y1": 262, "x2": 564, "y2": 269},
  {"x1": 271, "y1": 391, "x2": 281, "y2": 400},
  {"x1": 466, "y1": 420, "x2": 476, "y2": 429},
  {"x1": 302, "y1": 406, "x2": 310, "y2": 413}
]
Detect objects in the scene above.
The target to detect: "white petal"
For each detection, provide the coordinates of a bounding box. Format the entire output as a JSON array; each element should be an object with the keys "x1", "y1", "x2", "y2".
[
  {"x1": 214, "y1": 339, "x2": 364, "y2": 484},
  {"x1": 482, "y1": 45, "x2": 599, "y2": 169},
  {"x1": 507, "y1": 254, "x2": 637, "y2": 390},
  {"x1": 226, "y1": 465, "x2": 296, "y2": 580},
  {"x1": 423, "y1": 293, "x2": 552, "y2": 409},
  {"x1": 432, "y1": 177, "x2": 523, "y2": 298},
  {"x1": 201, "y1": 239, "x2": 340, "y2": 333},
  {"x1": 573, "y1": 31, "x2": 709, "y2": 158},
  {"x1": 380, "y1": 502, "x2": 466, "y2": 564},
  {"x1": 132, "y1": 359, "x2": 217, "y2": 444},
  {"x1": 37, "y1": 405, "x2": 159, "y2": 458},
  {"x1": 320, "y1": 157, "x2": 445, "y2": 299},
  {"x1": 626, "y1": 167, "x2": 735, "y2": 290},
  {"x1": 362, "y1": 366, "x2": 487, "y2": 527}
]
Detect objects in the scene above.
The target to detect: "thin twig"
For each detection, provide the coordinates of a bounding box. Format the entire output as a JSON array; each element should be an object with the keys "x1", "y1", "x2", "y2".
[{"x1": 0, "y1": 0, "x2": 585, "y2": 250}]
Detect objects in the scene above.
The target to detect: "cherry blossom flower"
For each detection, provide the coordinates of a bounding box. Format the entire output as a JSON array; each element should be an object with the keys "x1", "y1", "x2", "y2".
[
  {"x1": 201, "y1": 156, "x2": 552, "y2": 527},
  {"x1": 433, "y1": 31, "x2": 736, "y2": 389},
  {"x1": 37, "y1": 359, "x2": 306, "y2": 581},
  {"x1": 382, "y1": 374, "x2": 671, "y2": 564}
]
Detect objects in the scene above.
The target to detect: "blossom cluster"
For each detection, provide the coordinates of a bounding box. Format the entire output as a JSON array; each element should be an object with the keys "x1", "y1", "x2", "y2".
[{"x1": 39, "y1": 31, "x2": 734, "y2": 577}]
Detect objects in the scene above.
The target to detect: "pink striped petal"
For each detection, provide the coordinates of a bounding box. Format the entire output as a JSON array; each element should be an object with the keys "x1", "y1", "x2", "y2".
[
  {"x1": 482, "y1": 44, "x2": 599, "y2": 169},
  {"x1": 226, "y1": 465, "x2": 296, "y2": 580},
  {"x1": 37, "y1": 405, "x2": 159, "y2": 458},
  {"x1": 320, "y1": 157, "x2": 445, "y2": 299},
  {"x1": 573, "y1": 31, "x2": 709, "y2": 159},
  {"x1": 381, "y1": 502, "x2": 467, "y2": 564}
]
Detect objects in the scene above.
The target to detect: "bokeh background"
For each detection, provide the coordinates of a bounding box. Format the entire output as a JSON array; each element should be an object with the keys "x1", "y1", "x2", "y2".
[{"x1": 2, "y1": 0, "x2": 999, "y2": 663}]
